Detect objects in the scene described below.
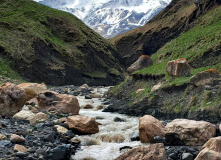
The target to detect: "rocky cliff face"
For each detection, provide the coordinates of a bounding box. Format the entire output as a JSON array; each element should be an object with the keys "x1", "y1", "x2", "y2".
[
  {"x1": 112, "y1": 0, "x2": 221, "y2": 67},
  {"x1": 35, "y1": 0, "x2": 171, "y2": 38},
  {"x1": 0, "y1": 0, "x2": 124, "y2": 85}
]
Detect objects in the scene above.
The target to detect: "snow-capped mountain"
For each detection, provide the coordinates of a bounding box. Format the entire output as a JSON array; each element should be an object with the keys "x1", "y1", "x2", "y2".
[{"x1": 34, "y1": 0, "x2": 171, "y2": 38}]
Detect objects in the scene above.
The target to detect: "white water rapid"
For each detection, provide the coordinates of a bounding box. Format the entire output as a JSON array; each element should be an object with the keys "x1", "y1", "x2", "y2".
[{"x1": 71, "y1": 87, "x2": 143, "y2": 160}]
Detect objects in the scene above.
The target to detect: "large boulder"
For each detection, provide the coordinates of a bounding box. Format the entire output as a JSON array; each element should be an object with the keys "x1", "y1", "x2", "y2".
[
  {"x1": 195, "y1": 137, "x2": 221, "y2": 160},
  {"x1": 37, "y1": 91, "x2": 80, "y2": 115},
  {"x1": 67, "y1": 115, "x2": 99, "y2": 134},
  {"x1": 114, "y1": 143, "x2": 166, "y2": 160},
  {"x1": 165, "y1": 119, "x2": 216, "y2": 145},
  {"x1": 166, "y1": 58, "x2": 191, "y2": 77},
  {"x1": 190, "y1": 69, "x2": 220, "y2": 86},
  {"x1": 127, "y1": 55, "x2": 153, "y2": 74},
  {"x1": 0, "y1": 83, "x2": 26, "y2": 117},
  {"x1": 139, "y1": 115, "x2": 165, "y2": 143},
  {"x1": 18, "y1": 83, "x2": 47, "y2": 101}
]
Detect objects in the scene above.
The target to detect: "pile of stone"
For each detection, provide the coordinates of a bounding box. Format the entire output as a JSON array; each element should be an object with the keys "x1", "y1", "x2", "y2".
[
  {"x1": 115, "y1": 115, "x2": 221, "y2": 160},
  {"x1": 0, "y1": 82, "x2": 100, "y2": 160}
]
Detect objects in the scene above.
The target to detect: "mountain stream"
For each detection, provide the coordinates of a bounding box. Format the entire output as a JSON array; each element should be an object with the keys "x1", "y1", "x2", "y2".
[{"x1": 71, "y1": 87, "x2": 143, "y2": 160}]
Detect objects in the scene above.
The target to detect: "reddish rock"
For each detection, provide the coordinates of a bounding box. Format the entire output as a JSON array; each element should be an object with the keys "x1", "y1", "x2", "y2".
[
  {"x1": 67, "y1": 116, "x2": 99, "y2": 134},
  {"x1": 34, "y1": 112, "x2": 49, "y2": 121},
  {"x1": 190, "y1": 68, "x2": 220, "y2": 86},
  {"x1": 166, "y1": 58, "x2": 191, "y2": 77},
  {"x1": 37, "y1": 91, "x2": 80, "y2": 115},
  {"x1": 0, "y1": 83, "x2": 26, "y2": 117},
  {"x1": 10, "y1": 134, "x2": 26, "y2": 143},
  {"x1": 165, "y1": 119, "x2": 216, "y2": 145},
  {"x1": 195, "y1": 137, "x2": 221, "y2": 160},
  {"x1": 18, "y1": 83, "x2": 47, "y2": 101},
  {"x1": 139, "y1": 115, "x2": 165, "y2": 143},
  {"x1": 115, "y1": 143, "x2": 166, "y2": 160},
  {"x1": 81, "y1": 104, "x2": 94, "y2": 109},
  {"x1": 14, "y1": 144, "x2": 28, "y2": 152},
  {"x1": 127, "y1": 55, "x2": 153, "y2": 74}
]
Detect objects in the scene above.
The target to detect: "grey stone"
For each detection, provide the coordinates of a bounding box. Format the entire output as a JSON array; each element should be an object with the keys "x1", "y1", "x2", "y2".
[{"x1": 182, "y1": 153, "x2": 194, "y2": 160}]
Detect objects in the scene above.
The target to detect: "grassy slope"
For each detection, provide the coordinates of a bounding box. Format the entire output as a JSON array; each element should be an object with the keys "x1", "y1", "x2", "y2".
[
  {"x1": 135, "y1": 5, "x2": 221, "y2": 85},
  {"x1": 109, "y1": 5, "x2": 221, "y2": 116},
  {"x1": 0, "y1": 0, "x2": 124, "y2": 84}
]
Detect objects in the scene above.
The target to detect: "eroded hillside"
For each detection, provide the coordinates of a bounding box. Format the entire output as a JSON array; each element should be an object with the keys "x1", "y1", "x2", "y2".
[
  {"x1": 0, "y1": 0, "x2": 124, "y2": 85},
  {"x1": 112, "y1": 0, "x2": 221, "y2": 67}
]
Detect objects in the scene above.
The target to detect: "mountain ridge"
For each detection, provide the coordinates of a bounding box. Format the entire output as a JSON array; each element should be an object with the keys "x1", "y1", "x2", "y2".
[
  {"x1": 111, "y1": 0, "x2": 221, "y2": 67},
  {"x1": 34, "y1": 0, "x2": 171, "y2": 38}
]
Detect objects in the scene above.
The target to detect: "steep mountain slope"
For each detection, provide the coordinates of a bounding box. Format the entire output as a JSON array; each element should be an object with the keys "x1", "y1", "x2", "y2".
[
  {"x1": 105, "y1": 0, "x2": 221, "y2": 122},
  {"x1": 112, "y1": 0, "x2": 221, "y2": 67},
  {"x1": 34, "y1": 0, "x2": 171, "y2": 38},
  {"x1": 0, "y1": 0, "x2": 124, "y2": 85}
]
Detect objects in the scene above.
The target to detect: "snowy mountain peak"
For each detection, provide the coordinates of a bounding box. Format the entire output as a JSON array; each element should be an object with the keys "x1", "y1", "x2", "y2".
[{"x1": 35, "y1": 0, "x2": 171, "y2": 38}]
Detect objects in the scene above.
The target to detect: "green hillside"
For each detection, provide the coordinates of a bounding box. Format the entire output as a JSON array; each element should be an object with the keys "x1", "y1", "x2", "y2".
[
  {"x1": 0, "y1": 0, "x2": 124, "y2": 85},
  {"x1": 135, "y1": 5, "x2": 221, "y2": 84},
  {"x1": 106, "y1": 0, "x2": 221, "y2": 121}
]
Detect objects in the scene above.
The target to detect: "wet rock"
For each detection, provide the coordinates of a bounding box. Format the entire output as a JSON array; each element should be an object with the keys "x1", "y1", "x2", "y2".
[
  {"x1": 130, "y1": 130, "x2": 140, "y2": 141},
  {"x1": 47, "y1": 144, "x2": 72, "y2": 160},
  {"x1": 99, "y1": 133, "x2": 125, "y2": 143},
  {"x1": 127, "y1": 55, "x2": 153, "y2": 74},
  {"x1": 115, "y1": 143, "x2": 166, "y2": 160},
  {"x1": 154, "y1": 136, "x2": 167, "y2": 145},
  {"x1": 14, "y1": 144, "x2": 28, "y2": 152},
  {"x1": 102, "y1": 101, "x2": 110, "y2": 105},
  {"x1": 37, "y1": 91, "x2": 80, "y2": 115},
  {"x1": 113, "y1": 117, "x2": 125, "y2": 122},
  {"x1": 168, "y1": 152, "x2": 178, "y2": 159},
  {"x1": 14, "y1": 151, "x2": 29, "y2": 158},
  {"x1": 0, "y1": 140, "x2": 11, "y2": 148},
  {"x1": 85, "y1": 95, "x2": 91, "y2": 99},
  {"x1": 166, "y1": 58, "x2": 191, "y2": 77},
  {"x1": 195, "y1": 136, "x2": 221, "y2": 160},
  {"x1": 182, "y1": 153, "x2": 194, "y2": 160},
  {"x1": 36, "y1": 127, "x2": 55, "y2": 143},
  {"x1": 10, "y1": 134, "x2": 26, "y2": 143},
  {"x1": 64, "y1": 130, "x2": 74, "y2": 139},
  {"x1": 67, "y1": 115, "x2": 99, "y2": 134},
  {"x1": 96, "y1": 105, "x2": 105, "y2": 110},
  {"x1": 82, "y1": 104, "x2": 94, "y2": 109},
  {"x1": 18, "y1": 83, "x2": 47, "y2": 101},
  {"x1": 139, "y1": 115, "x2": 165, "y2": 143},
  {"x1": 119, "y1": 146, "x2": 132, "y2": 153},
  {"x1": 190, "y1": 69, "x2": 220, "y2": 86},
  {"x1": 0, "y1": 134, "x2": 7, "y2": 140},
  {"x1": 0, "y1": 83, "x2": 26, "y2": 117},
  {"x1": 89, "y1": 94, "x2": 101, "y2": 98},
  {"x1": 165, "y1": 119, "x2": 216, "y2": 145}
]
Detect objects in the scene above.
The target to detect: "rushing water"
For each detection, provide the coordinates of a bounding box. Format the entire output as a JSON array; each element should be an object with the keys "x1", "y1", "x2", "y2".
[{"x1": 71, "y1": 87, "x2": 143, "y2": 160}]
